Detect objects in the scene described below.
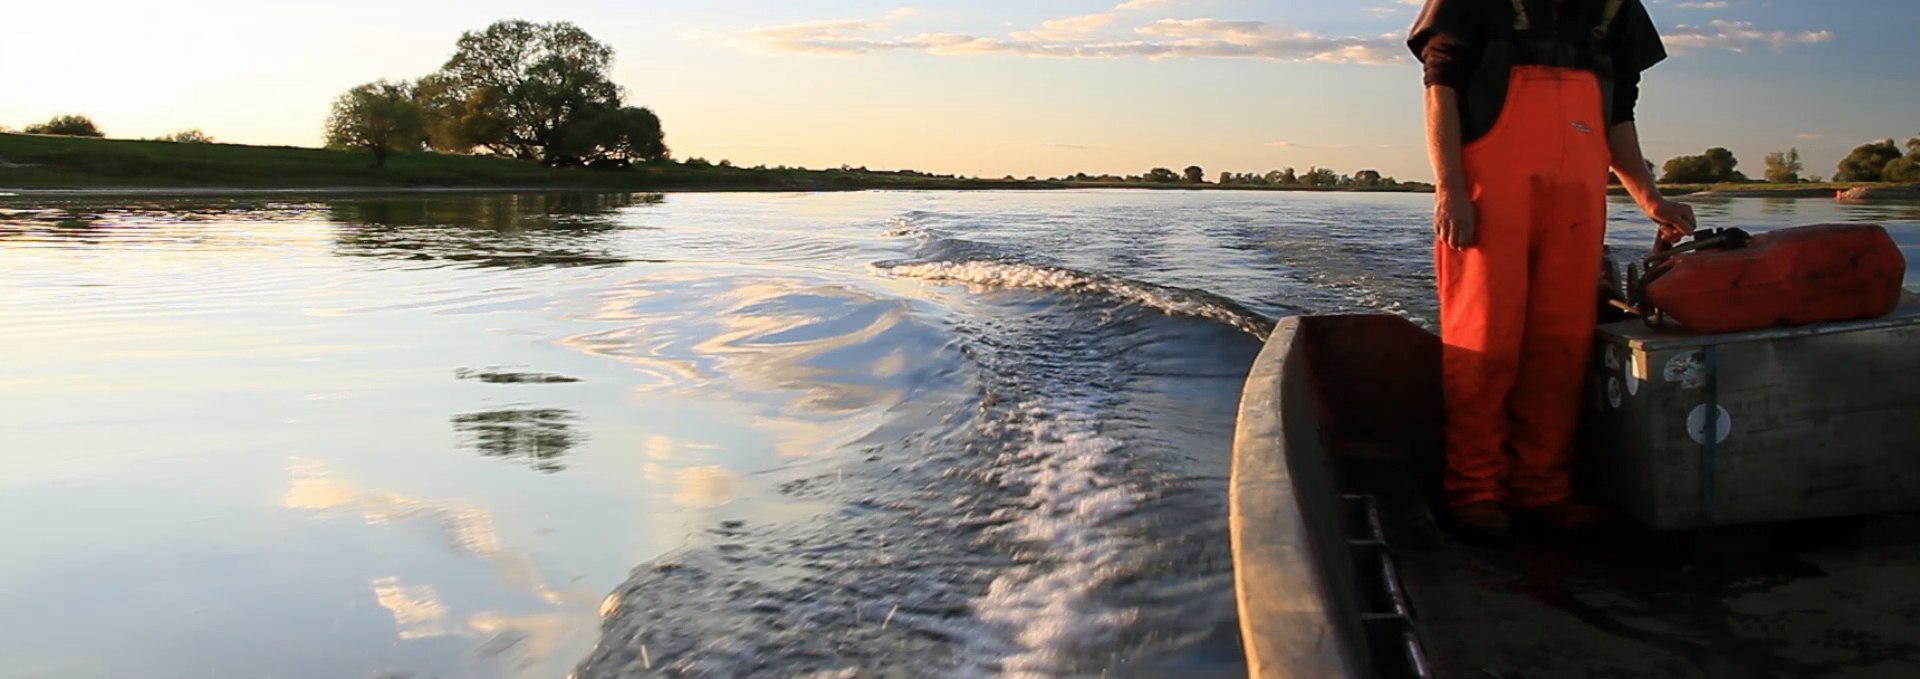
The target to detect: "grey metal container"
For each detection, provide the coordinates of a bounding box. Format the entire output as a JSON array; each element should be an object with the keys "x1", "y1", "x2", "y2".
[{"x1": 1583, "y1": 300, "x2": 1920, "y2": 530}]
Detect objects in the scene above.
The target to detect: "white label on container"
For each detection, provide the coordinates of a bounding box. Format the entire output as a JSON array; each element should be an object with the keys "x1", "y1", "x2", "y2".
[
  {"x1": 1666, "y1": 351, "x2": 1709, "y2": 389},
  {"x1": 1687, "y1": 404, "x2": 1734, "y2": 445}
]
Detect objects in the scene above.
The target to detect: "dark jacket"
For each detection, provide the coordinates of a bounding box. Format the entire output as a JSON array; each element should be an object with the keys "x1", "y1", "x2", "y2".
[{"x1": 1408, "y1": 0, "x2": 1667, "y2": 135}]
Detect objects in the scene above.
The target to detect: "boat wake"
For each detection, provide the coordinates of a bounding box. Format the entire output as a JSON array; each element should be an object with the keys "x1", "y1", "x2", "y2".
[
  {"x1": 873, "y1": 259, "x2": 1275, "y2": 341},
  {"x1": 571, "y1": 207, "x2": 1263, "y2": 679}
]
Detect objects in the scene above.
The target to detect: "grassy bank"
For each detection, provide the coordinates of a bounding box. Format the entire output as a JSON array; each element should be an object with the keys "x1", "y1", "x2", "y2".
[
  {"x1": 0, "y1": 134, "x2": 1431, "y2": 194},
  {"x1": 1649, "y1": 183, "x2": 1895, "y2": 198},
  {"x1": 3, "y1": 134, "x2": 1904, "y2": 198},
  {"x1": 0, "y1": 134, "x2": 1067, "y2": 192}
]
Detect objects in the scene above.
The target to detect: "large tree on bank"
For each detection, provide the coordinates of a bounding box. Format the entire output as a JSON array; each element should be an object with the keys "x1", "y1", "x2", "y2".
[
  {"x1": 324, "y1": 80, "x2": 425, "y2": 168},
  {"x1": 414, "y1": 19, "x2": 668, "y2": 166}
]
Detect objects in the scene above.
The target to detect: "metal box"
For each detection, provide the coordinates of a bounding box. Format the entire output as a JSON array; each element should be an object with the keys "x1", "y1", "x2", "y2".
[{"x1": 1582, "y1": 299, "x2": 1920, "y2": 530}]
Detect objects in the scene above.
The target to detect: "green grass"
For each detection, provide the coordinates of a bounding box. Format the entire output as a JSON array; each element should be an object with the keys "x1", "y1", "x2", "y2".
[
  {"x1": 1646, "y1": 182, "x2": 1881, "y2": 197},
  {"x1": 0, "y1": 133, "x2": 1063, "y2": 192},
  {"x1": 4, "y1": 133, "x2": 1905, "y2": 196}
]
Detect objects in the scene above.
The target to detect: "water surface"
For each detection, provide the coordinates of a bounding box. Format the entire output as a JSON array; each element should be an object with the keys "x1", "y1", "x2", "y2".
[{"x1": 1, "y1": 190, "x2": 1914, "y2": 678}]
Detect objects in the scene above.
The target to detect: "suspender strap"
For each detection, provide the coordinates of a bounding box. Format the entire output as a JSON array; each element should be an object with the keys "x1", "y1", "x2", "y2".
[{"x1": 1595, "y1": 0, "x2": 1627, "y2": 39}]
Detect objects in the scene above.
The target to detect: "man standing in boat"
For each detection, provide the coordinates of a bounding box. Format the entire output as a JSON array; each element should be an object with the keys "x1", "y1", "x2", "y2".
[{"x1": 1410, "y1": 0, "x2": 1697, "y2": 544}]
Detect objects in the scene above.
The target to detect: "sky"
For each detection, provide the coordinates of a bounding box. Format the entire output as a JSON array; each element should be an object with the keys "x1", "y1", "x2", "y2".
[{"x1": 2, "y1": 0, "x2": 1914, "y2": 182}]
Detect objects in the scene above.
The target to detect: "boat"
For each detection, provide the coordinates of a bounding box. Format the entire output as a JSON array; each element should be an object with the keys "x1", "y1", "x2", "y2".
[{"x1": 1228, "y1": 302, "x2": 1920, "y2": 678}]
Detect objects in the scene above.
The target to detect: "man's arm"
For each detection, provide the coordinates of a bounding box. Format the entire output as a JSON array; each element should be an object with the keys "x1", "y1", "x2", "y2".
[
  {"x1": 1427, "y1": 85, "x2": 1468, "y2": 190},
  {"x1": 1607, "y1": 121, "x2": 1658, "y2": 207},
  {"x1": 1608, "y1": 121, "x2": 1697, "y2": 241},
  {"x1": 1427, "y1": 84, "x2": 1475, "y2": 249}
]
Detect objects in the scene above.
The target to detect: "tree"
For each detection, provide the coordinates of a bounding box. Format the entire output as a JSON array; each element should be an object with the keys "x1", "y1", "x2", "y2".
[
  {"x1": 1703, "y1": 147, "x2": 1744, "y2": 182},
  {"x1": 1354, "y1": 169, "x2": 1383, "y2": 187},
  {"x1": 414, "y1": 72, "x2": 509, "y2": 154},
  {"x1": 1302, "y1": 167, "x2": 1340, "y2": 186},
  {"x1": 557, "y1": 105, "x2": 668, "y2": 165},
  {"x1": 159, "y1": 129, "x2": 214, "y2": 144},
  {"x1": 1763, "y1": 147, "x2": 1803, "y2": 184},
  {"x1": 1885, "y1": 156, "x2": 1920, "y2": 183},
  {"x1": 1146, "y1": 167, "x2": 1179, "y2": 183},
  {"x1": 1836, "y1": 139, "x2": 1902, "y2": 182},
  {"x1": 1889, "y1": 138, "x2": 1920, "y2": 183},
  {"x1": 23, "y1": 114, "x2": 104, "y2": 137},
  {"x1": 419, "y1": 19, "x2": 664, "y2": 166},
  {"x1": 1661, "y1": 155, "x2": 1714, "y2": 183},
  {"x1": 1183, "y1": 165, "x2": 1206, "y2": 183},
  {"x1": 1661, "y1": 147, "x2": 1743, "y2": 184},
  {"x1": 324, "y1": 80, "x2": 426, "y2": 168},
  {"x1": 1268, "y1": 168, "x2": 1298, "y2": 185}
]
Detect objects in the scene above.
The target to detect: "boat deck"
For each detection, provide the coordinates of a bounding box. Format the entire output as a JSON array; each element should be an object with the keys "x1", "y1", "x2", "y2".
[
  {"x1": 1351, "y1": 456, "x2": 1920, "y2": 679},
  {"x1": 1229, "y1": 313, "x2": 1920, "y2": 679}
]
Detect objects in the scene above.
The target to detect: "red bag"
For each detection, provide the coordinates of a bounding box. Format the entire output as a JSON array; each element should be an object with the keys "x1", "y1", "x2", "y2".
[{"x1": 1641, "y1": 223, "x2": 1907, "y2": 334}]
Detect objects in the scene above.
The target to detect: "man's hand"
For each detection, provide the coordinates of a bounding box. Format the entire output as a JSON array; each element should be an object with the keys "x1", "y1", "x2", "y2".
[
  {"x1": 1436, "y1": 187, "x2": 1477, "y2": 249},
  {"x1": 1643, "y1": 197, "x2": 1697, "y2": 243}
]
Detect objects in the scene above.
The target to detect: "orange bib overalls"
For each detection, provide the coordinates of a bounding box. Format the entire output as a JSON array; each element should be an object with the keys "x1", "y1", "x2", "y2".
[{"x1": 1438, "y1": 62, "x2": 1612, "y2": 509}]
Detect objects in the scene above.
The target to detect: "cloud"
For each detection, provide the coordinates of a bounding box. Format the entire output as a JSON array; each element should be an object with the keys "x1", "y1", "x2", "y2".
[
  {"x1": 1013, "y1": 13, "x2": 1118, "y2": 42},
  {"x1": 1115, "y1": 0, "x2": 1176, "y2": 10},
  {"x1": 726, "y1": 19, "x2": 894, "y2": 56},
  {"x1": 1044, "y1": 142, "x2": 1091, "y2": 149},
  {"x1": 888, "y1": 7, "x2": 918, "y2": 19},
  {"x1": 1673, "y1": 1, "x2": 1729, "y2": 8},
  {"x1": 719, "y1": 11, "x2": 1406, "y2": 65},
  {"x1": 1365, "y1": 1, "x2": 1425, "y2": 17},
  {"x1": 1796, "y1": 133, "x2": 1823, "y2": 140},
  {"x1": 372, "y1": 577, "x2": 453, "y2": 640},
  {"x1": 284, "y1": 457, "x2": 597, "y2": 608},
  {"x1": 1663, "y1": 19, "x2": 1833, "y2": 52},
  {"x1": 672, "y1": 466, "x2": 741, "y2": 506}
]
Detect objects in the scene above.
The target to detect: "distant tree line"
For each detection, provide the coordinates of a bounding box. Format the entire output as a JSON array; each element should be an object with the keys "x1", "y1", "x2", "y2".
[
  {"x1": 325, "y1": 19, "x2": 667, "y2": 169},
  {"x1": 21, "y1": 114, "x2": 104, "y2": 138},
  {"x1": 9, "y1": 100, "x2": 1917, "y2": 188},
  {"x1": 1834, "y1": 137, "x2": 1920, "y2": 183},
  {"x1": 4, "y1": 114, "x2": 217, "y2": 144},
  {"x1": 1052, "y1": 165, "x2": 1418, "y2": 189},
  {"x1": 1652, "y1": 135, "x2": 1920, "y2": 184}
]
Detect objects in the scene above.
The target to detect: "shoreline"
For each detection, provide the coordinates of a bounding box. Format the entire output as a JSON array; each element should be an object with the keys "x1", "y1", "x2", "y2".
[
  {"x1": 1680, "y1": 187, "x2": 1843, "y2": 199},
  {"x1": 0, "y1": 183, "x2": 1772, "y2": 198},
  {"x1": 7, "y1": 134, "x2": 1915, "y2": 201},
  {"x1": 0, "y1": 183, "x2": 1435, "y2": 198},
  {"x1": 8, "y1": 183, "x2": 1911, "y2": 200}
]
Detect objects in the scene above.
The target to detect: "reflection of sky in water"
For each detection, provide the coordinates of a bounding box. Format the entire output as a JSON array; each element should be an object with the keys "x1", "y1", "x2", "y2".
[
  {"x1": 0, "y1": 193, "x2": 948, "y2": 678},
  {"x1": 0, "y1": 191, "x2": 1913, "y2": 678}
]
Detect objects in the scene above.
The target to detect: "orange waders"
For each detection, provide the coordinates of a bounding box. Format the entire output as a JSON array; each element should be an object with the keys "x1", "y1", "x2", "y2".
[{"x1": 1439, "y1": 64, "x2": 1611, "y2": 509}]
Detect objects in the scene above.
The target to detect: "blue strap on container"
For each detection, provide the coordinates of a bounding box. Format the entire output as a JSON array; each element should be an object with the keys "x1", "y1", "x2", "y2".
[{"x1": 1701, "y1": 345, "x2": 1720, "y2": 525}]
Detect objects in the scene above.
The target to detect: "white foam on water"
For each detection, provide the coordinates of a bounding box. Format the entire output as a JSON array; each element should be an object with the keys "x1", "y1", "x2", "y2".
[
  {"x1": 956, "y1": 400, "x2": 1143, "y2": 678},
  {"x1": 875, "y1": 260, "x2": 1272, "y2": 338},
  {"x1": 880, "y1": 216, "x2": 926, "y2": 239}
]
